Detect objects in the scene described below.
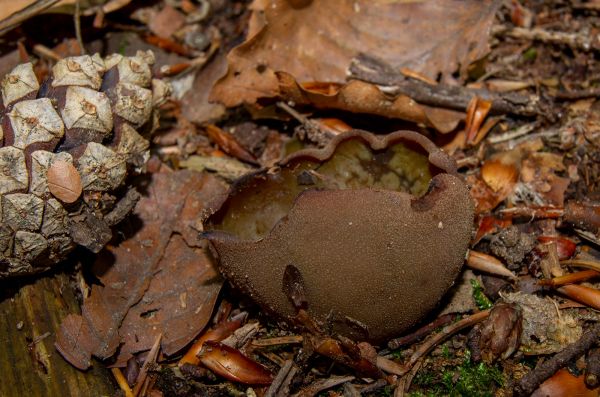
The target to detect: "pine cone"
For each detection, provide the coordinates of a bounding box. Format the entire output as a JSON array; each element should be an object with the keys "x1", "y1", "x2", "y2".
[{"x1": 0, "y1": 51, "x2": 170, "y2": 278}]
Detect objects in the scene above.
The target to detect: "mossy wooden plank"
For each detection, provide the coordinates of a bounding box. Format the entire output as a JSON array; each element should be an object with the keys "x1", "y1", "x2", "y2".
[{"x1": 0, "y1": 272, "x2": 115, "y2": 396}]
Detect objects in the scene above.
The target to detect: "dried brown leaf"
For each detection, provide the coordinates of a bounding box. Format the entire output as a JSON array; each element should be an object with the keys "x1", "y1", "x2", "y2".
[
  {"x1": 147, "y1": 5, "x2": 186, "y2": 39},
  {"x1": 205, "y1": 124, "x2": 258, "y2": 164},
  {"x1": 481, "y1": 158, "x2": 519, "y2": 194},
  {"x1": 211, "y1": 0, "x2": 500, "y2": 107},
  {"x1": 520, "y1": 152, "x2": 570, "y2": 207},
  {"x1": 277, "y1": 74, "x2": 464, "y2": 132},
  {"x1": 532, "y1": 369, "x2": 598, "y2": 397},
  {"x1": 179, "y1": 314, "x2": 246, "y2": 366},
  {"x1": 180, "y1": 53, "x2": 227, "y2": 124},
  {"x1": 198, "y1": 341, "x2": 274, "y2": 385},
  {"x1": 56, "y1": 170, "x2": 229, "y2": 369}
]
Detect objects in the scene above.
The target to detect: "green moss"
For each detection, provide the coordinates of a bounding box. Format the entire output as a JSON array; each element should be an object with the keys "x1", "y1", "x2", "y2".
[
  {"x1": 117, "y1": 38, "x2": 130, "y2": 55},
  {"x1": 441, "y1": 344, "x2": 452, "y2": 359},
  {"x1": 408, "y1": 350, "x2": 504, "y2": 397},
  {"x1": 470, "y1": 279, "x2": 493, "y2": 310},
  {"x1": 522, "y1": 47, "x2": 537, "y2": 62}
]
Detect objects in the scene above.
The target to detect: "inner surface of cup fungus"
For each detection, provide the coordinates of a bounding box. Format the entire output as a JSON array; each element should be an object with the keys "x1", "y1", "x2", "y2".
[{"x1": 206, "y1": 130, "x2": 474, "y2": 343}]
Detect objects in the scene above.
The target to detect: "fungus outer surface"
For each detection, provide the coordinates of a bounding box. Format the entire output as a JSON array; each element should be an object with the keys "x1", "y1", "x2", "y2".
[{"x1": 206, "y1": 130, "x2": 474, "y2": 342}]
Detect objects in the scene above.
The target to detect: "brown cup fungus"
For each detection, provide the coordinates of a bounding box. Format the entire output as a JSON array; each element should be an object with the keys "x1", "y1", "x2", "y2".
[{"x1": 206, "y1": 130, "x2": 474, "y2": 343}]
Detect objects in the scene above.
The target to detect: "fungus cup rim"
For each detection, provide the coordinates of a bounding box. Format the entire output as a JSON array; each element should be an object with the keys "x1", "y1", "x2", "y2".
[{"x1": 205, "y1": 129, "x2": 462, "y2": 244}]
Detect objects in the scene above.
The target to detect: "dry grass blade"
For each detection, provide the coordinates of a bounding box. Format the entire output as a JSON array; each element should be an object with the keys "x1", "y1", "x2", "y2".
[
  {"x1": 111, "y1": 368, "x2": 134, "y2": 397},
  {"x1": 132, "y1": 333, "x2": 162, "y2": 397}
]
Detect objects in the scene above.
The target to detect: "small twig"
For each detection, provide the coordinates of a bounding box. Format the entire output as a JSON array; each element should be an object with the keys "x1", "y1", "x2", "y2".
[
  {"x1": 104, "y1": 188, "x2": 141, "y2": 226},
  {"x1": 555, "y1": 88, "x2": 600, "y2": 100},
  {"x1": 488, "y1": 122, "x2": 537, "y2": 144},
  {"x1": 32, "y1": 44, "x2": 62, "y2": 61},
  {"x1": 277, "y1": 101, "x2": 315, "y2": 127},
  {"x1": 398, "y1": 310, "x2": 491, "y2": 377},
  {"x1": 493, "y1": 25, "x2": 599, "y2": 52},
  {"x1": 74, "y1": 0, "x2": 86, "y2": 55},
  {"x1": 252, "y1": 335, "x2": 304, "y2": 347},
  {"x1": 514, "y1": 322, "x2": 600, "y2": 396},
  {"x1": 499, "y1": 206, "x2": 564, "y2": 219},
  {"x1": 394, "y1": 358, "x2": 423, "y2": 397},
  {"x1": 349, "y1": 54, "x2": 540, "y2": 117},
  {"x1": 265, "y1": 360, "x2": 297, "y2": 397},
  {"x1": 277, "y1": 101, "x2": 331, "y2": 145},
  {"x1": 0, "y1": 0, "x2": 61, "y2": 34},
  {"x1": 539, "y1": 270, "x2": 600, "y2": 287},
  {"x1": 388, "y1": 313, "x2": 457, "y2": 350},
  {"x1": 455, "y1": 156, "x2": 481, "y2": 169},
  {"x1": 293, "y1": 375, "x2": 355, "y2": 397},
  {"x1": 30, "y1": 331, "x2": 51, "y2": 345}
]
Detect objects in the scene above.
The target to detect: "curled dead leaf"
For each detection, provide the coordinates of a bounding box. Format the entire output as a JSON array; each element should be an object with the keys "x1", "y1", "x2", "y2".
[
  {"x1": 465, "y1": 96, "x2": 493, "y2": 144},
  {"x1": 198, "y1": 341, "x2": 273, "y2": 385},
  {"x1": 179, "y1": 313, "x2": 247, "y2": 366}
]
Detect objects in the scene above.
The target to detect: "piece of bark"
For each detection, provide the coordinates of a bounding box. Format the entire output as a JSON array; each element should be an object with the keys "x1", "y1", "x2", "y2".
[{"x1": 0, "y1": 272, "x2": 115, "y2": 396}]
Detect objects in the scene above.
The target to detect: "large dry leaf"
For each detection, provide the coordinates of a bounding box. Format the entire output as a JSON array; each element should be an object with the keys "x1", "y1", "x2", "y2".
[
  {"x1": 56, "y1": 170, "x2": 229, "y2": 370},
  {"x1": 211, "y1": 0, "x2": 501, "y2": 107}
]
